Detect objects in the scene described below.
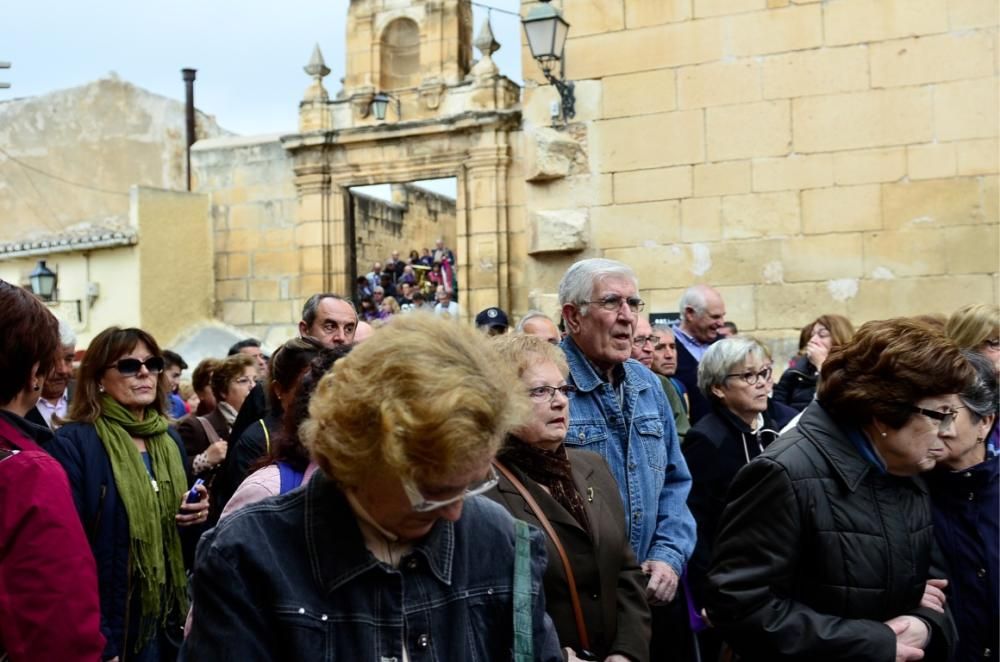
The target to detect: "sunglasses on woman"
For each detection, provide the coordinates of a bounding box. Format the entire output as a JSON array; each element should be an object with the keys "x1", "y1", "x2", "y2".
[{"x1": 107, "y1": 356, "x2": 165, "y2": 376}]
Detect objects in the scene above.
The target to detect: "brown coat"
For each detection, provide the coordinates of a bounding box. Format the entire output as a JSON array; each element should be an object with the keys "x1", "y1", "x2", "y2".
[
  {"x1": 177, "y1": 408, "x2": 230, "y2": 477},
  {"x1": 486, "y1": 448, "x2": 651, "y2": 662}
]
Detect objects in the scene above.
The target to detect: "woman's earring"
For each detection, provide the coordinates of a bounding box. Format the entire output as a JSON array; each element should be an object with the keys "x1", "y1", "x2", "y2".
[
  {"x1": 32, "y1": 382, "x2": 40, "y2": 391},
  {"x1": 98, "y1": 384, "x2": 105, "y2": 393}
]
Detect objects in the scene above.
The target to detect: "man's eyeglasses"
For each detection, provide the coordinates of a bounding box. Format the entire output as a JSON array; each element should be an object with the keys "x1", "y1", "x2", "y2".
[
  {"x1": 632, "y1": 335, "x2": 660, "y2": 348},
  {"x1": 401, "y1": 464, "x2": 500, "y2": 513},
  {"x1": 107, "y1": 357, "x2": 165, "y2": 377},
  {"x1": 725, "y1": 366, "x2": 773, "y2": 386},
  {"x1": 527, "y1": 384, "x2": 578, "y2": 402},
  {"x1": 911, "y1": 405, "x2": 966, "y2": 432},
  {"x1": 585, "y1": 295, "x2": 645, "y2": 314}
]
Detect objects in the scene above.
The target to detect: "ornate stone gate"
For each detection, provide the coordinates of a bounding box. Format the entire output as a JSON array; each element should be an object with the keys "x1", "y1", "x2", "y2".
[{"x1": 281, "y1": 0, "x2": 521, "y2": 316}]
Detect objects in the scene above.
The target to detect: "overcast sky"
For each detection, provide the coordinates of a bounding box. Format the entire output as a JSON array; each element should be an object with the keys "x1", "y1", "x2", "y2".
[{"x1": 2, "y1": 0, "x2": 524, "y2": 136}]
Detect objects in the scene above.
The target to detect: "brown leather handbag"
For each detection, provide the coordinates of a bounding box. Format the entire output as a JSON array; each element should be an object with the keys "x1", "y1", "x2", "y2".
[{"x1": 493, "y1": 459, "x2": 597, "y2": 660}]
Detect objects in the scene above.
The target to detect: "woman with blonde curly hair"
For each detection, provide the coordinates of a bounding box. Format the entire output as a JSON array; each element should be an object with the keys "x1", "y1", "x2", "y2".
[
  {"x1": 184, "y1": 314, "x2": 563, "y2": 661},
  {"x1": 947, "y1": 303, "x2": 1000, "y2": 376}
]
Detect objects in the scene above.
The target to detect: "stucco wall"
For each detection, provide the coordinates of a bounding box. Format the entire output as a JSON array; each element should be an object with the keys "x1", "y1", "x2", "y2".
[
  {"x1": 517, "y1": 0, "x2": 999, "y2": 355},
  {"x1": 134, "y1": 187, "x2": 213, "y2": 347},
  {"x1": 0, "y1": 247, "x2": 141, "y2": 347}
]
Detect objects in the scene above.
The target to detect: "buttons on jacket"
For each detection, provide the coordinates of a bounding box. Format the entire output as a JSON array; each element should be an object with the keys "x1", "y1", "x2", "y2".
[
  {"x1": 977, "y1": 567, "x2": 987, "y2": 579},
  {"x1": 417, "y1": 634, "x2": 430, "y2": 649},
  {"x1": 968, "y1": 492, "x2": 976, "y2": 501},
  {"x1": 406, "y1": 557, "x2": 418, "y2": 570}
]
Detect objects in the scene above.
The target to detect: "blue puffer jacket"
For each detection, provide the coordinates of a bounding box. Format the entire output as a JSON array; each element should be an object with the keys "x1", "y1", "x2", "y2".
[{"x1": 47, "y1": 421, "x2": 189, "y2": 661}]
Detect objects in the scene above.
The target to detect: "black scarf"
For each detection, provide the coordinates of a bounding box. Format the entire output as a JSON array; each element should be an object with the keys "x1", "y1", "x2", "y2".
[{"x1": 499, "y1": 438, "x2": 591, "y2": 534}]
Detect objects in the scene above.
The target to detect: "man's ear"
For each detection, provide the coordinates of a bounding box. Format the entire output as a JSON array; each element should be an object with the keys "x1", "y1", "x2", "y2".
[
  {"x1": 298, "y1": 320, "x2": 308, "y2": 337},
  {"x1": 562, "y1": 303, "x2": 583, "y2": 335}
]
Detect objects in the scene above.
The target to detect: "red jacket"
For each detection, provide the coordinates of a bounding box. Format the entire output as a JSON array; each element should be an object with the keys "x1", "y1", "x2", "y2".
[{"x1": 0, "y1": 411, "x2": 105, "y2": 661}]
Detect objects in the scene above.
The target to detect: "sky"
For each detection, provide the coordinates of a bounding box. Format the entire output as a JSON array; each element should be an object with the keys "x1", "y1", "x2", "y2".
[{"x1": 2, "y1": 0, "x2": 524, "y2": 136}]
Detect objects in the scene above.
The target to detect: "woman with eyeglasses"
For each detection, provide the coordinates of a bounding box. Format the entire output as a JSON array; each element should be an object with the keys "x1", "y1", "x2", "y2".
[
  {"x1": 47, "y1": 327, "x2": 209, "y2": 661},
  {"x1": 680, "y1": 336, "x2": 779, "y2": 660},
  {"x1": 703, "y1": 319, "x2": 971, "y2": 662},
  {"x1": 773, "y1": 314, "x2": 854, "y2": 412},
  {"x1": 177, "y1": 353, "x2": 255, "y2": 482},
  {"x1": 925, "y1": 351, "x2": 998, "y2": 662},
  {"x1": 484, "y1": 334, "x2": 651, "y2": 662},
  {"x1": 183, "y1": 314, "x2": 563, "y2": 661}
]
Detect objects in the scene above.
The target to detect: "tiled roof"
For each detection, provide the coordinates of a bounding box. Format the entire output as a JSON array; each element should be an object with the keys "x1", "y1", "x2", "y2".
[{"x1": 0, "y1": 218, "x2": 137, "y2": 259}]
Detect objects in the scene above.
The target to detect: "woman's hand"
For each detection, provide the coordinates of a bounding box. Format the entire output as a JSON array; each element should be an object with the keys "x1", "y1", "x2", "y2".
[
  {"x1": 176, "y1": 482, "x2": 210, "y2": 527},
  {"x1": 885, "y1": 615, "x2": 929, "y2": 661},
  {"x1": 805, "y1": 338, "x2": 830, "y2": 370},
  {"x1": 204, "y1": 440, "x2": 228, "y2": 466},
  {"x1": 919, "y1": 578, "x2": 948, "y2": 613}
]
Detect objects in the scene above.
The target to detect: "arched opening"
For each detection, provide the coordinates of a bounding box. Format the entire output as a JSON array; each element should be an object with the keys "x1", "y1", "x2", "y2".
[{"x1": 380, "y1": 18, "x2": 420, "y2": 91}]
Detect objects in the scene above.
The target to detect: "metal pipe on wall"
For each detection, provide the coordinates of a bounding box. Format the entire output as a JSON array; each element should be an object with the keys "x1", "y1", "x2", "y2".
[{"x1": 182, "y1": 68, "x2": 197, "y2": 191}]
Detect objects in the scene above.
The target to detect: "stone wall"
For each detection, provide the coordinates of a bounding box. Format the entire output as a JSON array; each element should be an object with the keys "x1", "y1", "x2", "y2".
[
  {"x1": 353, "y1": 183, "x2": 457, "y2": 277},
  {"x1": 517, "y1": 0, "x2": 998, "y2": 357},
  {"x1": 191, "y1": 135, "x2": 301, "y2": 349}
]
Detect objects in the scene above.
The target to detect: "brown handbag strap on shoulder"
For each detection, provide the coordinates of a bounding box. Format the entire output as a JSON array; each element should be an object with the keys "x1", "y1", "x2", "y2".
[
  {"x1": 492, "y1": 459, "x2": 593, "y2": 653},
  {"x1": 196, "y1": 415, "x2": 221, "y2": 444}
]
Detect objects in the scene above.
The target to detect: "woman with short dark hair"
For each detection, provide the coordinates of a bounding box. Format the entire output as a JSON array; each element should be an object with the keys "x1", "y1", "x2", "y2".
[
  {"x1": 926, "y1": 351, "x2": 998, "y2": 661},
  {"x1": 47, "y1": 326, "x2": 208, "y2": 661},
  {"x1": 705, "y1": 318, "x2": 970, "y2": 662},
  {"x1": 0, "y1": 280, "x2": 105, "y2": 660}
]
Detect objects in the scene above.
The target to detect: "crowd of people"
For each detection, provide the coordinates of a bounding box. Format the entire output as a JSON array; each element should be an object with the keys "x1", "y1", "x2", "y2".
[
  {"x1": 355, "y1": 239, "x2": 461, "y2": 324},
  {"x1": 0, "y1": 259, "x2": 997, "y2": 662}
]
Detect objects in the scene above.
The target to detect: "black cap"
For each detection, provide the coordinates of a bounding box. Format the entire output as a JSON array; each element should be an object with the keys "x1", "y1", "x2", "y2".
[{"x1": 475, "y1": 307, "x2": 509, "y2": 329}]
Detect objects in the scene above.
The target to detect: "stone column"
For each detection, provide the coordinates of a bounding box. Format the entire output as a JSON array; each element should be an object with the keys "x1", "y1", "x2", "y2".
[{"x1": 462, "y1": 134, "x2": 512, "y2": 315}]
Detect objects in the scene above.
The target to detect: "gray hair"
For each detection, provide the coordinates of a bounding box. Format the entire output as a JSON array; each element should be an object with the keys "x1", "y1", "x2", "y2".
[
  {"x1": 301, "y1": 293, "x2": 355, "y2": 327},
  {"x1": 678, "y1": 285, "x2": 712, "y2": 316},
  {"x1": 515, "y1": 310, "x2": 554, "y2": 333},
  {"x1": 58, "y1": 318, "x2": 77, "y2": 347},
  {"x1": 960, "y1": 350, "x2": 999, "y2": 421},
  {"x1": 652, "y1": 322, "x2": 674, "y2": 337},
  {"x1": 558, "y1": 258, "x2": 638, "y2": 316},
  {"x1": 697, "y1": 336, "x2": 771, "y2": 402}
]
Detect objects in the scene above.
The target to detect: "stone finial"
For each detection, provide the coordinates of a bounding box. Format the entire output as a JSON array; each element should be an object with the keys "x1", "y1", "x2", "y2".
[
  {"x1": 302, "y1": 44, "x2": 330, "y2": 102},
  {"x1": 474, "y1": 17, "x2": 500, "y2": 59},
  {"x1": 304, "y1": 44, "x2": 331, "y2": 79}
]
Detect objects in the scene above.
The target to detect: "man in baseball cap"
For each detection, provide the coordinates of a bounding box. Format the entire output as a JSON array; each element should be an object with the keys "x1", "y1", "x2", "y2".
[{"x1": 474, "y1": 307, "x2": 510, "y2": 336}]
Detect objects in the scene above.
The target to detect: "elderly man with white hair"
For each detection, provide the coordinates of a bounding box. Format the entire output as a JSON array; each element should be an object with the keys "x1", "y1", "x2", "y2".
[
  {"x1": 26, "y1": 318, "x2": 76, "y2": 431},
  {"x1": 558, "y1": 258, "x2": 695, "y2": 621},
  {"x1": 673, "y1": 284, "x2": 727, "y2": 424}
]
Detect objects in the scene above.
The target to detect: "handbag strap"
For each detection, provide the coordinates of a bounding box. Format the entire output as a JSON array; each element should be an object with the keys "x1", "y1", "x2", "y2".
[
  {"x1": 494, "y1": 459, "x2": 593, "y2": 653},
  {"x1": 197, "y1": 415, "x2": 221, "y2": 444},
  {"x1": 512, "y1": 519, "x2": 534, "y2": 662}
]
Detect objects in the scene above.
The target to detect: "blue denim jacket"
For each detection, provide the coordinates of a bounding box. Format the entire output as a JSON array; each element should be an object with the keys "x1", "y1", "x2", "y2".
[
  {"x1": 182, "y1": 471, "x2": 562, "y2": 662},
  {"x1": 560, "y1": 337, "x2": 696, "y2": 574}
]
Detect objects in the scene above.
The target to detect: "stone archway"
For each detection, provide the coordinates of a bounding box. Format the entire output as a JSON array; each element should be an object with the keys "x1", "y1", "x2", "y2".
[{"x1": 283, "y1": 107, "x2": 520, "y2": 317}]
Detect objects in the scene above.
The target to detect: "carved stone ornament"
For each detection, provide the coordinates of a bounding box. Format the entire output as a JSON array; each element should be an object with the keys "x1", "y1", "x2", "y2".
[{"x1": 419, "y1": 78, "x2": 446, "y2": 110}]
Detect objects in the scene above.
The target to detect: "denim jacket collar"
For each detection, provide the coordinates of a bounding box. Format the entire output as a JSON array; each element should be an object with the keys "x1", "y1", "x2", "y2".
[
  {"x1": 561, "y1": 336, "x2": 646, "y2": 395},
  {"x1": 304, "y1": 471, "x2": 456, "y2": 593}
]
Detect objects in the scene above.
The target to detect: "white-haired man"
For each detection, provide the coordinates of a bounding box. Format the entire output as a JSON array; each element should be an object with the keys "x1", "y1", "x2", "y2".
[
  {"x1": 673, "y1": 285, "x2": 726, "y2": 424},
  {"x1": 558, "y1": 258, "x2": 695, "y2": 616}
]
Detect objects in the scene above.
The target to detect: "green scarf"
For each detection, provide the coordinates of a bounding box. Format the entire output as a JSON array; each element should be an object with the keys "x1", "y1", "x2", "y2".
[{"x1": 94, "y1": 395, "x2": 189, "y2": 652}]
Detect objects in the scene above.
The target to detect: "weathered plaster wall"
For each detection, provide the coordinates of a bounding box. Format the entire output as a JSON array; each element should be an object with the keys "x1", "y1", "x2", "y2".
[
  {"x1": 518, "y1": 0, "x2": 999, "y2": 356},
  {"x1": 134, "y1": 187, "x2": 213, "y2": 347},
  {"x1": 0, "y1": 75, "x2": 229, "y2": 243}
]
